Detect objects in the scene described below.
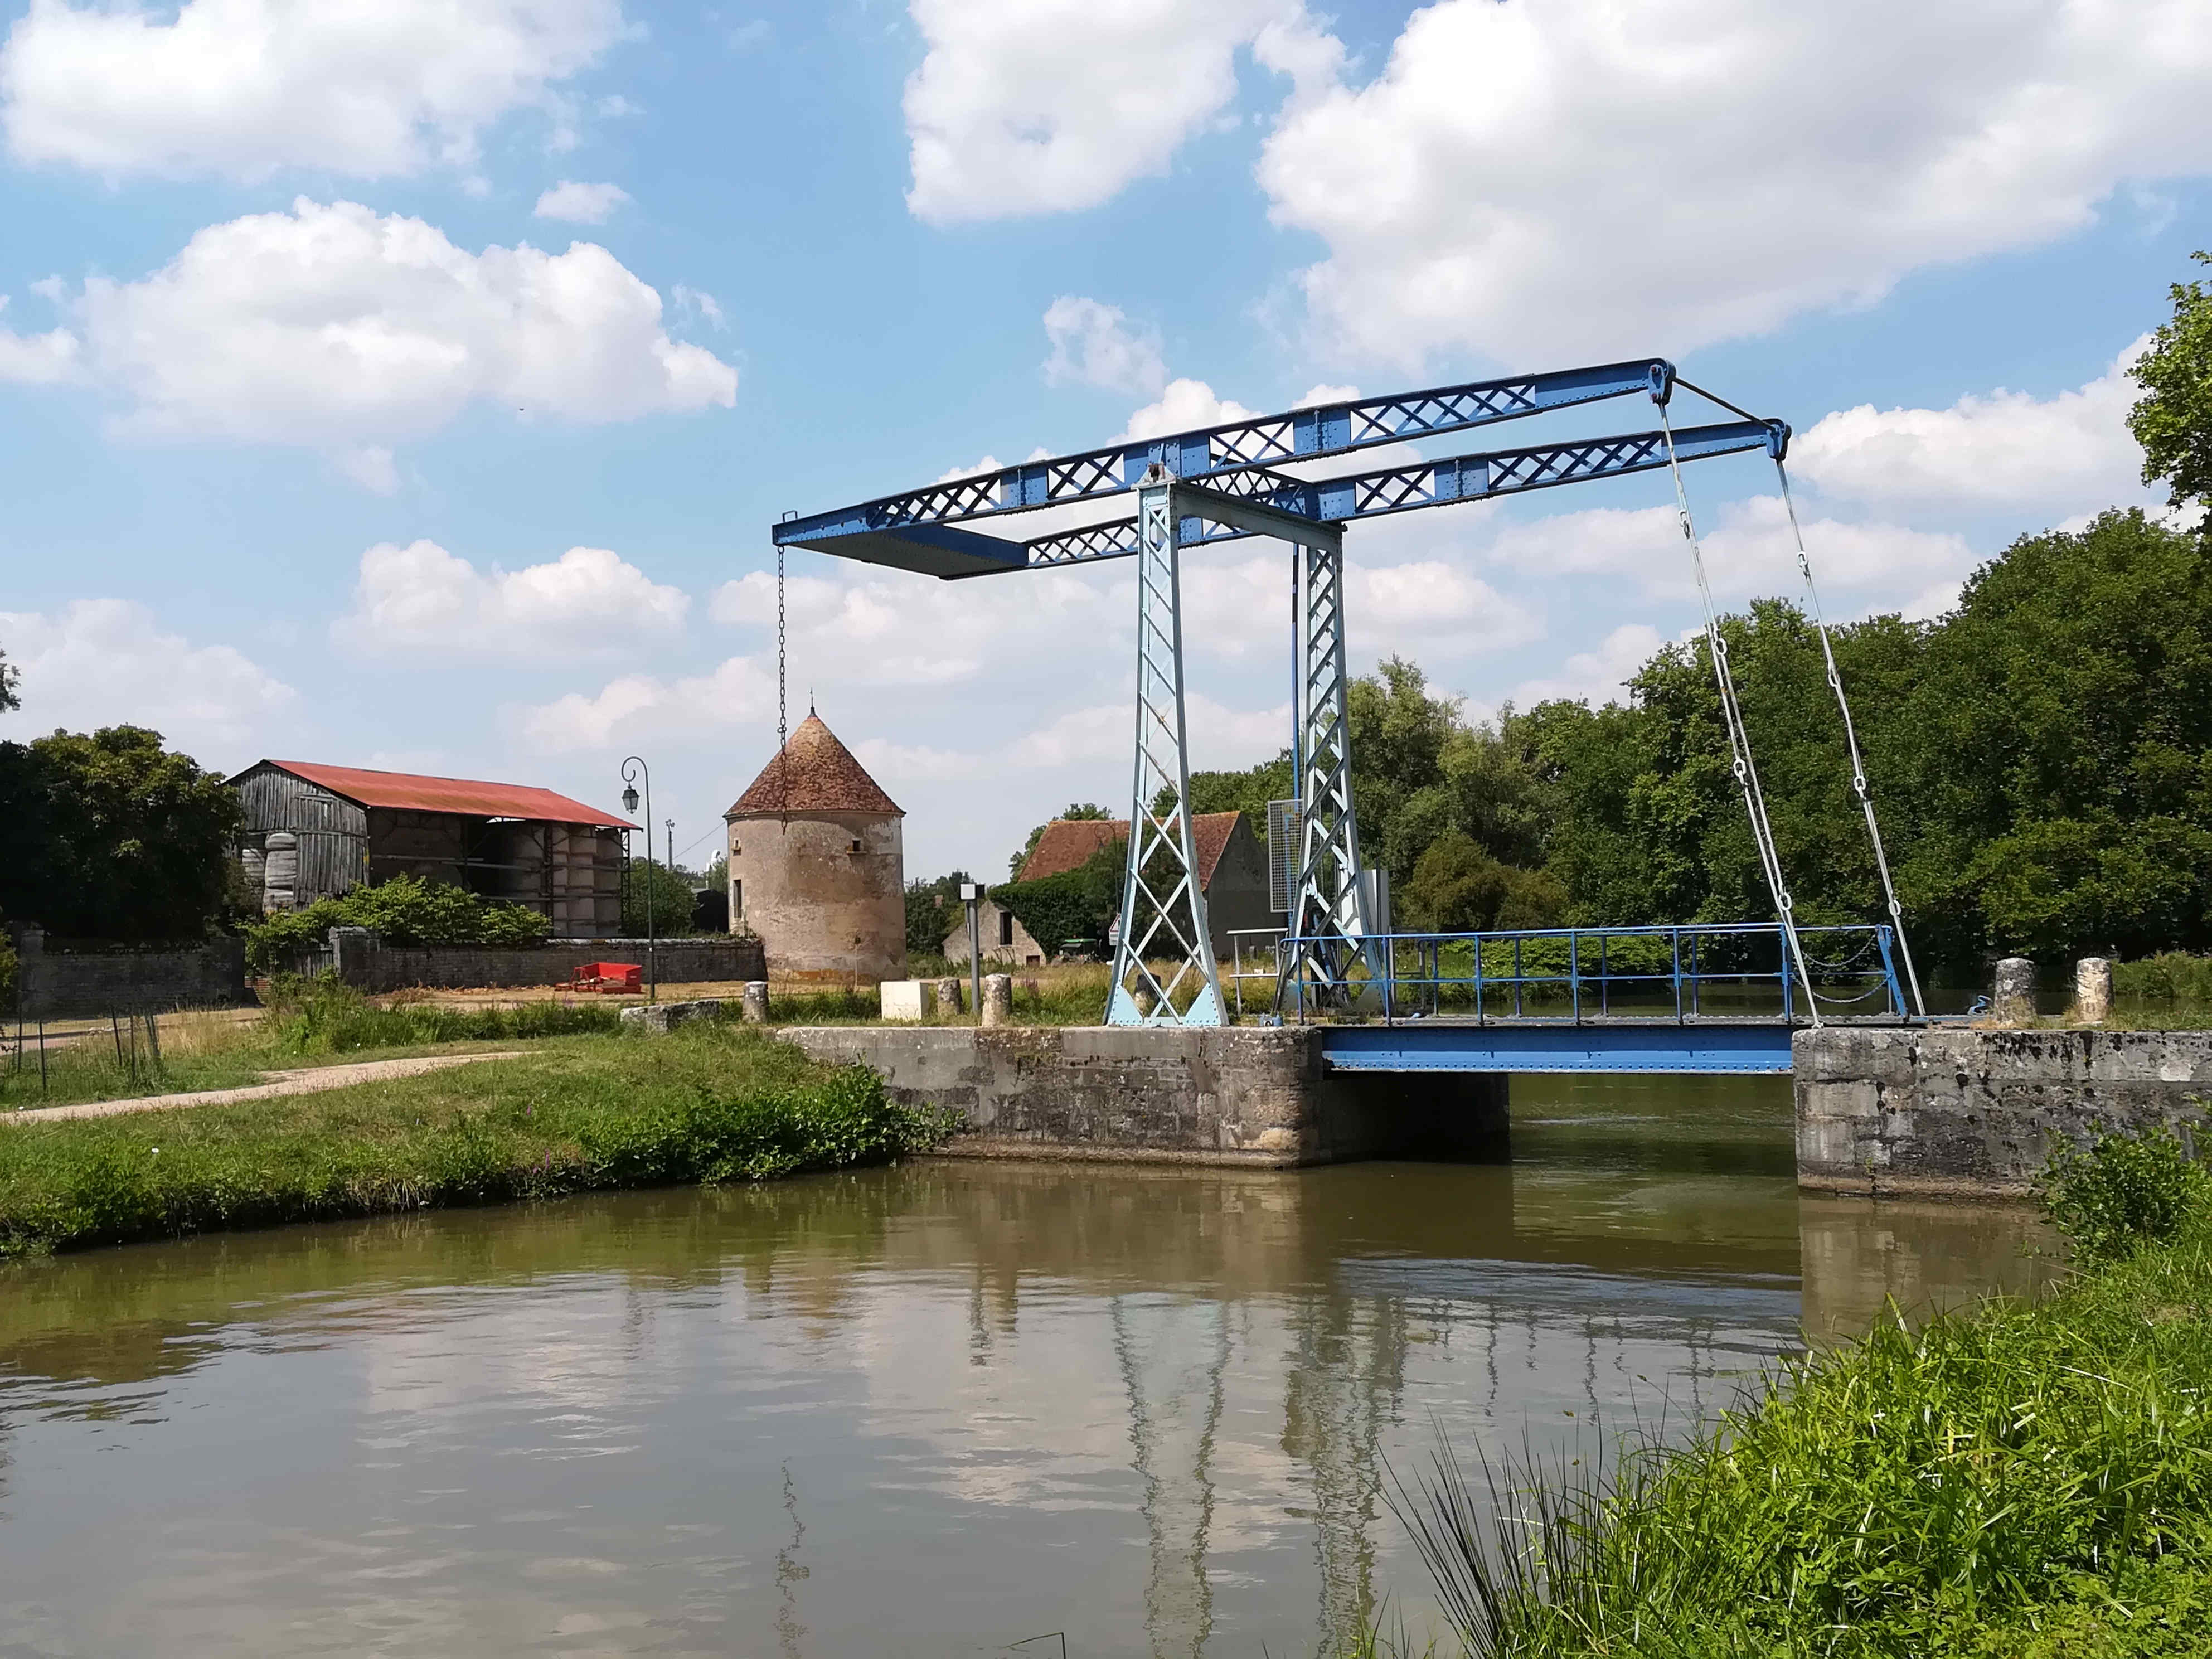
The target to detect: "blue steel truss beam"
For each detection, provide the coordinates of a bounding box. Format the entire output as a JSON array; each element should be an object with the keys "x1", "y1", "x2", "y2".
[
  {"x1": 1017, "y1": 419, "x2": 1783, "y2": 571},
  {"x1": 774, "y1": 359, "x2": 1683, "y2": 555}
]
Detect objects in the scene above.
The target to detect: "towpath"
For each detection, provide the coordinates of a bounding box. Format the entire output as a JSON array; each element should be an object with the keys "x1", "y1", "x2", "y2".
[{"x1": 3, "y1": 1051, "x2": 526, "y2": 1124}]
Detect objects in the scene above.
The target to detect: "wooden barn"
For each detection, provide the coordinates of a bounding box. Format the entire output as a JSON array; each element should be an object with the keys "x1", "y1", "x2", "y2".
[{"x1": 229, "y1": 760, "x2": 634, "y2": 938}]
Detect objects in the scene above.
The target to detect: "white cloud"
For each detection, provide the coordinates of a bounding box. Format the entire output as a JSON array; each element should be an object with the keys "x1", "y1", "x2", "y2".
[
  {"x1": 517, "y1": 654, "x2": 773, "y2": 753},
  {"x1": 0, "y1": 598, "x2": 292, "y2": 755},
  {"x1": 1481, "y1": 496, "x2": 1972, "y2": 610},
  {"x1": 1511, "y1": 624, "x2": 1665, "y2": 709},
  {"x1": 903, "y1": 0, "x2": 1340, "y2": 222},
  {"x1": 1259, "y1": 0, "x2": 2212, "y2": 365},
  {"x1": 711, "y1": 565, "x2": 1115, "y2": 687},
  {"x1": 40, "y1": 198, "x2": 734, "y2": 481},
  {"x1": 338, "y1": 540, "x2": 688, "y2": 654},
  {"x1": 0, "y1": 294, "x2": 78, "y2": 383},
  {"x1": 533, "y1": 180, "x2": 630, "y2": 222},
  {"x1": 1042, "y1": 296, "x2": 1167, "y2": 397},
  {"x1": 1792, "y1": 336, "x2": 2157, "y2": 516},
  {"x1": 1, "y1": 0, "x2": 623, "y2": 181},
  {"x1": 671, "y1": 284, "x2": 726, "y2": 330},
  {"x1": 1118, "y1": 378, "x2": 1257, "y2": 441},
  {"x1": 1181, "y1": 550, "x2": 1539, "y2": 663}
]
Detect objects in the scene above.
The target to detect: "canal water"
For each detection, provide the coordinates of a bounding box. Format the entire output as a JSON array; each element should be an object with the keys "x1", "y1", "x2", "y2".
[{"x1": 0, "y1": 1076, "x2": 2049, "y2": 1657}]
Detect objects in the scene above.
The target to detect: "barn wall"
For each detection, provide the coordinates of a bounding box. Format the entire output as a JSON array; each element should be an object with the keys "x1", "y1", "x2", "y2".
[{"x1": 231, "y1": 764, "x2": 368, "y2": 904}]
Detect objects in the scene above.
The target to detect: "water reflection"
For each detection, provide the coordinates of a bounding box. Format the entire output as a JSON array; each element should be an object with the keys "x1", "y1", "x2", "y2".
[{"x1": 0, "y1": 1078, "x2": 2049, "y2": 1657}]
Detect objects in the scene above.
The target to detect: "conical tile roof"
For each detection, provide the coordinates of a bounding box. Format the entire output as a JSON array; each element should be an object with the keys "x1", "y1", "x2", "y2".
[{"x1": 725, "y1": 714, "x2": 902, "y2": 817}]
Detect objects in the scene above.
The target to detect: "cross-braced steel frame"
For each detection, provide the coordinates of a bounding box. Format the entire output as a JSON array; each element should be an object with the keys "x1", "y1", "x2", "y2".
[
  {"x1": 1107, "y1": 473, "x2": 1224, "y2": 1026},
  {"x1": 1286, "y1": 539, "x2": 1374, "y2": 1008},
  {"x1": 767, "y1": 357, "x2": 1929, "y2": 1029}
]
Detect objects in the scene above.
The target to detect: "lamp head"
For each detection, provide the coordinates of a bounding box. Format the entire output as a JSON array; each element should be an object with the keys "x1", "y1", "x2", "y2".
[{"x1": 622, "y1": 784, "x2": 640, "y2": 815}]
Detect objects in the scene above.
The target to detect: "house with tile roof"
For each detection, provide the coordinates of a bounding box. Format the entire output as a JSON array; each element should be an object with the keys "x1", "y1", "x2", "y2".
[
  {"x1": 944, "y1": 810, "x2": 1278, "y2": 967},
  {"x1": 230, "y1": 759, "x2": 634, "y2": 937},
  {"x1": 724, "y1": 713, "x2": 906, "y2": 981}
]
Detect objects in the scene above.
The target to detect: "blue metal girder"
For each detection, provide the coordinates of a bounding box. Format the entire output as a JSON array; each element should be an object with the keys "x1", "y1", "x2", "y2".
[
  {"x1": 1017, "y1": 419, "x2": 1784, "y2": 570},
  {"x1": 773, "y1": 359, "x2": 1676, "y2": 554},
  {"x1": 1321, "y1": 1022, "x2": 1796, "y2": 1076}
]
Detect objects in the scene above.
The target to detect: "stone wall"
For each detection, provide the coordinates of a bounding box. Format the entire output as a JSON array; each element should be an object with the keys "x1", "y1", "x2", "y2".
[
  {"x1": 321, "y1": 932, "x2": 766, "y2": 993},
  {"x1": 1796, "y1": 1026, "x2": 2212, "y2": 1199},
  {"x1": 776, "y1": 1024, "x2": 1507, "y2": 1167},
  {"x1": 12, "y1": 929, "x2": 248, "y2": 1018}
]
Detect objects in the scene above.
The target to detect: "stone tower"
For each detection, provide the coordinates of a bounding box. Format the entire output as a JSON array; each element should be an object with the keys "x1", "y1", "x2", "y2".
[{"x1": 723, "y1": 713, "x2": 906, "y2": 982}]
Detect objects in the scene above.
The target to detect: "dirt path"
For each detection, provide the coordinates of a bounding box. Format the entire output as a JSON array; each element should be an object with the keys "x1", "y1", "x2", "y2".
[{"x1": 3, "y1": 1051, "x2": 528, "y2": 1124}]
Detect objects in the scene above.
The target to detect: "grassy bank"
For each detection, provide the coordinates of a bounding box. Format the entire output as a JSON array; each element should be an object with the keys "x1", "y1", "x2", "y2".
[
  {"x1": 1393, "y1": 1129, "x2": 2212, "y2": 1658},
  {"x1": 3, "y1": 982, "x2": 624, "y2": 1110},
  {"x1": 0, "y1": 1023, "x2": 953, "y2": 1258}
]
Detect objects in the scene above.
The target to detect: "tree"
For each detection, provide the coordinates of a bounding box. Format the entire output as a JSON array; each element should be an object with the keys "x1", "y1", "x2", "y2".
[
  {"x1": 0, "y1": 643, "x2": 17, "y2": 712},
  {"x1": 905, "y1": 870, "x2": 972, "y2": 957},
  {"x1": 622, "y1": 857, "x2": 697, "y2": 937},
  {"x1": 0, "y1": 725, "x2": 241, "y2": 939},
  {"x1": 2129, "y1": 251, "x2": 2212, "y2": 514},
  {"x1": 1009, "y1": 802, "x2": 1109, "y2": 877}
]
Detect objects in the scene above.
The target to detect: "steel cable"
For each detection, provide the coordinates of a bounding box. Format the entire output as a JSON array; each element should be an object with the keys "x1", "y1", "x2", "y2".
[
  {"x1": 1773, "y1": 458, "x2": 1928, "y2": 1017},
  {"x1": 1659, "y1": 404, "x2": 1821, "y2": 1027}
]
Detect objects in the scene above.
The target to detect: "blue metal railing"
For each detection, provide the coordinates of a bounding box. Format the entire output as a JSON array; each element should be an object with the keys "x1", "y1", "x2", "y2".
[{"x1": 1274, "y1": 921, "x2": 1906, "y2": 1026}]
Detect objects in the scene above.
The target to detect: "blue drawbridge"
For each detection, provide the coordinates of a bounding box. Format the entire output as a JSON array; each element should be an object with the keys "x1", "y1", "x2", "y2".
[{"x1": 773, "y1": 358, "x2": 1930, "y2": 1064}]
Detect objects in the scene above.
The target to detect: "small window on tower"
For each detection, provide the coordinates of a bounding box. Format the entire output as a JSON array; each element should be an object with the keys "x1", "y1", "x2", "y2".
[{"x1": 730, "y1": 879, "x2": 742, "y2": 919}]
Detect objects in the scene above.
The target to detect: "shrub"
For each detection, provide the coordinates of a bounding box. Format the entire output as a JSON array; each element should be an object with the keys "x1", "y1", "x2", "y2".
[
  {"x1": 2039, "y1": 1122, "x2": 2209, "y2": 1264},
  {"x1": 244, "y1": 874, "x2": 552, "y2": 972},
  {"x1": 2113, "y1": 952, "x2": 2212, "y2": 1004}
]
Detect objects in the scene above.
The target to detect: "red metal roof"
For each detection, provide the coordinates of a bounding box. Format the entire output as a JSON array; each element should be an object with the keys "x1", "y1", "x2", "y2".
[{"x1": 248, "y1": 760, "x2": 636, "y2": 828}]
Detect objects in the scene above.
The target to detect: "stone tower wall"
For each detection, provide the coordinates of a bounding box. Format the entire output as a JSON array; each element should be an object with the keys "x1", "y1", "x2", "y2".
[{"x1": 727, "y1": 809, "x2": 906, "y2": 981}]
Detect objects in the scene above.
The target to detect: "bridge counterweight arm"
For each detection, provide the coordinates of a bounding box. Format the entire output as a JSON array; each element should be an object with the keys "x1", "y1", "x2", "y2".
[
  {"x1": 773, "y1": 359, "x2": 1680, "y2": 549},
  {"x1": 1010, "y1": 418, "x2": 1784, "y2": 573}
]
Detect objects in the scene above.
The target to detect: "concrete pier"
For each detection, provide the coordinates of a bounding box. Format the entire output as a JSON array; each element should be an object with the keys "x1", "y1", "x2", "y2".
[
  {"x1": 1796, "y1": 1026, "x2": 2212, "y2": 1200},
  {"x1": 775, "y1": 1025, "x2": 1507, "y2": 1167}
]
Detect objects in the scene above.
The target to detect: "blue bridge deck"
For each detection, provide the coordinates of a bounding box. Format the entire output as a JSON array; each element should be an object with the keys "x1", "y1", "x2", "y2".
[{"x1": 1268, "y1": 922, "x2": 1928, "y2": 1074}]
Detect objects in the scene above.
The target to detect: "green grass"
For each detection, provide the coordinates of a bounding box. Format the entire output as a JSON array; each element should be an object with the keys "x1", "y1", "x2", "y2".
[
  {"x1": 0, "y1": 1023, "x2": 954, "y2": 1258},
  {"x1": 1386, "y1": 1132, "x2": 2212, "y2": 1657},
  {"x1": 2, "y1": 982, "x2": 627, "y2": 1111}
]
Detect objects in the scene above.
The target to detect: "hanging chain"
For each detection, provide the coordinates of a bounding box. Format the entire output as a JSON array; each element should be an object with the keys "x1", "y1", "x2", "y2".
[
  {"x1": 1773, "y1": 459, "x2": 1928, "y2": 1017},
  {"x1": 777, "y1": 544, "x2": 789, "y2": 823},
  {"x1": 1659, "y1": 403, "x2": 1821, "y2": 1026}
]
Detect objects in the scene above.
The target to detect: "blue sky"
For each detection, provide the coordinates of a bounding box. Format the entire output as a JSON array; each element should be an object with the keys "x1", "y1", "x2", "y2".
[{"x1": 0, "y1": 0, "x2": 2206, "y2": 879}]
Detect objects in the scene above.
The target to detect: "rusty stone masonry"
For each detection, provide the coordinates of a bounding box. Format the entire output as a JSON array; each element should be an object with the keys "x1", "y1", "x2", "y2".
[{"x1": 1796, "y1": 1026, "x2": 2212, "y2": 1200}]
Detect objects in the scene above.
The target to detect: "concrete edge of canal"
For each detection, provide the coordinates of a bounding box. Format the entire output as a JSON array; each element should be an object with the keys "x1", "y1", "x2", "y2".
[
  {"x1": 774, "y1": 1024, "x2": 1508, "y2": 1167},
  {"x1": 749, "y1": 1018, "x2": 2212, "y2": 1199},
  {"x1": 1796, "y1": 1025, "x2": 2212, "y2": 1200}
]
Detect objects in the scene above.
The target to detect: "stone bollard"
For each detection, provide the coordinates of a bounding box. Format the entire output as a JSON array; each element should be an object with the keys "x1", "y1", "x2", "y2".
[
  {"x1": 1992, "y1": 957, "x2": 2036, "y2": 1025},
  {"x1": 981, "y1": 973, "x2": 1013, "y2": 1027},
  {"x1": 2074, "y1": 957, "x2": 2113, "y2": 1025},
  {"x1": 740, "y1": 980, "x2": 770, "y2": 1023},
  {"x1": 933, "y1": 976, "x2": 964, "y2": 1017}
]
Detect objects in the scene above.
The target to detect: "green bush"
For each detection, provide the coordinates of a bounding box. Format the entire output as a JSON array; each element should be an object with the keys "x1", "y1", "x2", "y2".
[
  {"x1": 996, "y1": 838, "x2": 1125, "y2": 959},
  {"x1": 2113, "y1": 952, "x2": 2212, "y2": 1003},
  {"x1": 244, "y1": 874, "x2": 551, "y2": 972},
  {"x1": 2040, "y1": 1122, "x2": 2209, "y2": 1264}
]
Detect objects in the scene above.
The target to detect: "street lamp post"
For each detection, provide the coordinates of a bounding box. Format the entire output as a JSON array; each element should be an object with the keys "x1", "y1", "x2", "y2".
[{"x1": 620, "y1": 756, "x2": 656, "y2": 1005}]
